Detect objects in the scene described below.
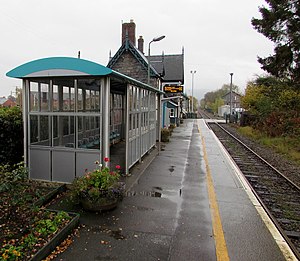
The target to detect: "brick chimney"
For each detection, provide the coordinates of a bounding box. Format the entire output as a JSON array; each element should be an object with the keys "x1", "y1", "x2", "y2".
[
  {"x1": 138, "y1": 36, "x2": 144, "y2": 53},
  {"x1": 122, "y1": 19, "x2": 136, "y2": 46}
]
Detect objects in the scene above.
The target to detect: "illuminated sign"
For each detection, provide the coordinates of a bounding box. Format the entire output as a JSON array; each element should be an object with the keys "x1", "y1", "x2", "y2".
[{"x1": 163, "y1": 85, "x2": 184, "y2": 93}]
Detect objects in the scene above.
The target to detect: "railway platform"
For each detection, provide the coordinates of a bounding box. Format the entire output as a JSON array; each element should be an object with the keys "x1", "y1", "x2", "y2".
[{"x1": 52, "y1": 119, "x2": 296, "y2": 261}]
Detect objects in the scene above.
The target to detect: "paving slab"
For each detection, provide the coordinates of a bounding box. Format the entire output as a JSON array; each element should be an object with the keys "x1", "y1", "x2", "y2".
[{"x1": 50, "y1": 119, "x2": 290, "y2": 261}]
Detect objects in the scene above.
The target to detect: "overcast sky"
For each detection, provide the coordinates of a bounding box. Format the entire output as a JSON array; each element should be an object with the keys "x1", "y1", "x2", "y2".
[{"x1": 0, "y1": 0, "x2": 273, "y2": 99}]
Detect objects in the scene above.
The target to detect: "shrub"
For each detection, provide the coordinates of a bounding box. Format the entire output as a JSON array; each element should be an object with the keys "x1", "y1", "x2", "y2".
[
  {"x1": 161, "y1": 128, "x2": 170, "y2": 142},
  {"x1": 0, "y1": 107, "x2": 23, "y2": 165},
  {"x1": 262, "y1": 111, "x2": 300, "y2": 137}
]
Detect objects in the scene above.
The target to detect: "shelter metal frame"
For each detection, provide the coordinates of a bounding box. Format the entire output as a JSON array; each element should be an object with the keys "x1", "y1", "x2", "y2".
[{"x1": 7, "y1": 57, "x2": 163, "y2": 183}]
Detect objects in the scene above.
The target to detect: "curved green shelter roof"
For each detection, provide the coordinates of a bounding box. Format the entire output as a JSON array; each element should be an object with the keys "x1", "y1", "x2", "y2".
[{"x1": 6, "y1": 57, "x2": 112, "y2": 78}]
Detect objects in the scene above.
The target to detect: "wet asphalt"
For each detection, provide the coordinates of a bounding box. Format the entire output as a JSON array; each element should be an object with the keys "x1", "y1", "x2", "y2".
[{"x1": 51, "y1": 120, "x2": 217, "y2": 261}]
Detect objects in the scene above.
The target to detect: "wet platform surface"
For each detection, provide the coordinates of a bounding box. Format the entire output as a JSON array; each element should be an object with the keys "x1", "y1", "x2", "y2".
[{"x1": 51, "y1": 119, "x2": 292, "y2": 261}]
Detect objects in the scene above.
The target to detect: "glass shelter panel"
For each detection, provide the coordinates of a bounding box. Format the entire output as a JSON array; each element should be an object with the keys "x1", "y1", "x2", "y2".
[
  {"x1": 30, "y1": 115, "x2": 50, "y2": 146},
  {"x1": 53, "y1": 116, "x2": 75, "y2": 147},
  {"x1": 110, "y1": 93, "x2": 123, "y2": 144},
  {"x1": 40, "y1": 83, "x2": 50, "y2": 112},
  {"x1": 29, "y1": 82, "x2": 39, "y2": 111},
  {"x1": 52, "y1": 79, "x2": 75, "y2": 112},
  {"x1": 52, "y1": 84, "x2": 59, "y2": 112},
  {"x1": 77, "y1": 79, "x2": 101, "y2": 113},
  {"x1": 77, "y1": 116, "x2": 100, "y2": 150}
]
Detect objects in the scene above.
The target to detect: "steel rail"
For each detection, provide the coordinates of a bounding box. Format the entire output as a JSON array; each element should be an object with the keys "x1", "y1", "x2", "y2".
[
  {"x1": 215, "y1": 122, "x2": 300, "y2": 192},
  {"x1": 211, "y1": 122, "x2": 300, "y2": 260}
]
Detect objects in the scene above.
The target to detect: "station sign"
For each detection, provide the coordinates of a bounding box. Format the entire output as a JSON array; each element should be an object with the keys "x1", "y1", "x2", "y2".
[{"x1": 163, "y1": 85, "x2": 184, "y2": 93}]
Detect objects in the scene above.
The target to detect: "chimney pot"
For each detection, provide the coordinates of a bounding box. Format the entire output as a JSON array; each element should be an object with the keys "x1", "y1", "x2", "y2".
[
  {"x1": 122, "y1": 20, "x2": 136, "y2": 46},
  {"x1": 138, "y1": 36, "x2": 144, "y2": 54}
]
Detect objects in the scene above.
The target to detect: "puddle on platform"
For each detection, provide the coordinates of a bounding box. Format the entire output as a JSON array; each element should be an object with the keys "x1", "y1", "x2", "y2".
[
  {"x1": 169, "y1": 166, "x2": 175, "y2": 172},
  {"x1": 125, "y1": 186, "x2": 181, "y2": 203}
]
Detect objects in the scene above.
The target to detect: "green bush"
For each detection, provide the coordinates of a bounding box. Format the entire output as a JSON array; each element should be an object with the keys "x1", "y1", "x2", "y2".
[{"x1": 0, "y1": 107, "x2": 23, "y2": 165}]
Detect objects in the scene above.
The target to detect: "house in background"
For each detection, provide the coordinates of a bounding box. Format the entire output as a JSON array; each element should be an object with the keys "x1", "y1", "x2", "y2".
[
  {"x1": 2, "y1": 99, "x2": 17, "y2": 107},
  {"x1": 0, "y1": 96, "x2": 17, "y2": 107},
  {"x1": 107, "y1": 19, "x2": 186, "y2": 128},
  {"x1": 222, "y1": 91, "x2": 242, "y2": 112},
  {"x1": 219, "y1": 91, "x2": 244, "y2": 121}
]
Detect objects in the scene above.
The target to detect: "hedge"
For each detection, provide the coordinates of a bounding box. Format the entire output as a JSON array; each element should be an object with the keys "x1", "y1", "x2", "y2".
[{"x1": 0, "y1": 106, "x2": 23, "y2": 165}]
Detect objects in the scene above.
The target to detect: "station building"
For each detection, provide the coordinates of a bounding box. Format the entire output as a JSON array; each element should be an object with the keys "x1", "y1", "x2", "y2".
[{"x1": 108, "y1": 20, "x2": 187, "y2": 128}]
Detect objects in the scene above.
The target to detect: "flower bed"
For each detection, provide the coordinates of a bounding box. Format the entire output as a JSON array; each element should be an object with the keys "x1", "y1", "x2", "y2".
[{"x1": 0, "y1": 163, "x2": 79, "y2": 260}]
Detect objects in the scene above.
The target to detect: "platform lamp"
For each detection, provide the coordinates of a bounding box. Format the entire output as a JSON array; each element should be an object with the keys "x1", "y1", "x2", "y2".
[
  {"x1": 147, "y1": 35, "x2": 165, "y2": 85},
  {"x1": 229, "y1": 73, "x2": 233, "y2": 115},
  {"x1": 190, "y1": 70, "x2": 196, "y2": 113}
]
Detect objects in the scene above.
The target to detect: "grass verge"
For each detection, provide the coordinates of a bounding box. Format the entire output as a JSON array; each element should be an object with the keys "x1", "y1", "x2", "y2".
[{"x1": 237, "y1": 126, "x2": 300, "y2": 166}]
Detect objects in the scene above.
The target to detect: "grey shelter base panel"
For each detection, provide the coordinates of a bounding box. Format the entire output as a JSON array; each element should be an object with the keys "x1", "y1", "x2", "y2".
[{"x1": 29, "y1": 148, "x2": 51, "y2": 180}]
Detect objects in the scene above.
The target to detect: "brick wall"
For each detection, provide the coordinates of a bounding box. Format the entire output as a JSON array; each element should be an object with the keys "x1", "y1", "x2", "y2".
[{"x1": 122, "y1": 21, "x2": 136, "y2": 46}]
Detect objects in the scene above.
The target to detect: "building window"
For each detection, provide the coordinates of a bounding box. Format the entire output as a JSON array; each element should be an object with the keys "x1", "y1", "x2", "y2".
[{"x1": 170, "y1": 108, "x2": 174, "y2": 117}]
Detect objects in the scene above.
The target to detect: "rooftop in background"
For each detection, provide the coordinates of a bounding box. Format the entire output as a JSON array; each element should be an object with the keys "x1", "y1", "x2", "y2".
[{"x1": 148, "y1": 53, "x2": 184, "y2": 83}]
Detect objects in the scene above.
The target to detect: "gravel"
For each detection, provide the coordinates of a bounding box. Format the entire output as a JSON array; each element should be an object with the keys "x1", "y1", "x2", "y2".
[{"x1": 220, "y1": 124, "x2": 300, "y2": 188}]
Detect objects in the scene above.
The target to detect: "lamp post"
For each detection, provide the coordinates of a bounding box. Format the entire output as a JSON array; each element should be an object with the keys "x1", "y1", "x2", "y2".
[
  {"x1": 190, "y1": 70, "x2": 196, "y2": 113},
  {"x1": 147, "y1": 35, "x2": 165, "y2": 85},
  {"x1": 229, "y1": 73, "x2": 233, "y2": 115}
]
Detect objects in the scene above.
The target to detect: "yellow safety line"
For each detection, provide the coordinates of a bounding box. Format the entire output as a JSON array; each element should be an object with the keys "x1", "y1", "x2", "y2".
[{"x1": 198, "y1": 124, "x2": 230, "y2": 261}]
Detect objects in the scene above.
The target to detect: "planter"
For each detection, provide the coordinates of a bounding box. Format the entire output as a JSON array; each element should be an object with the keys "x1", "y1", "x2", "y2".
[
  {"x1": 80, "y1": 197, "x2": 118, "y2": 212},
  {"x1": 30, "y1": 211, "x2": 80, "y2": 261},
  {"x1": 33, "y1": 184, "x2": 66, "y2": 207}
]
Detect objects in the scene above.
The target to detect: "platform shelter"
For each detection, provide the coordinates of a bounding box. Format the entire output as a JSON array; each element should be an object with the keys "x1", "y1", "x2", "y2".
[{"x1": 7, "y1": 57, "x2": 162, "y2": 183}]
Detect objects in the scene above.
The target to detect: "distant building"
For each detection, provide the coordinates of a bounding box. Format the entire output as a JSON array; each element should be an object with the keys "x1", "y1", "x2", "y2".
[
  {"x1": 222, "y1": 91, "x2": 242, "y2": 111},
  {"x1": 2, "y1": 99, "x2": 17, "y2": 107},
  {"x1": 0, "y1": 96, "x2": 17, "y2": 107}
]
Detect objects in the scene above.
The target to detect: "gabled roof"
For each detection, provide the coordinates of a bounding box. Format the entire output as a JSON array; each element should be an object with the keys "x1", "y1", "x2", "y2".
[
  {"x1": 107, "y1": 39, "x2": 160, "y2": 78},
  {"x1": 149, "y1": 54, "x2": 184, "y2": 83},
  {"x1": 222, "y1": 91, "x2": 242, "y2": 98}
]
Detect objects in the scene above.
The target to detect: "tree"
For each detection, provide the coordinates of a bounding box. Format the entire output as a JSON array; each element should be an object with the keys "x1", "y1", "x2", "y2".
[
  {"x1": 242, "y1": 75, "x2": 300, "y2": 136},
  {"x1": 252, "y1": 0, "x2": 300, "y2": 84},
  {"x1": 200, "y1": 84, "x2": 240, "y2": 112}
]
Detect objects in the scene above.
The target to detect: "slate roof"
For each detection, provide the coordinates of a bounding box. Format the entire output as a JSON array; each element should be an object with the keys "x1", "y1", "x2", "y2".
[{"x1": 149, "y1": 54, "x2": 184, "y2": 84}]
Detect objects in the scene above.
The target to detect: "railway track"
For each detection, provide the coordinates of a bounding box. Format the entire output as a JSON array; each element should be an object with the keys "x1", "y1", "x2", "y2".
[
  {"x1": 198, "y1": 109, "x2": 213, "y2": 119},
  {"x1": 208, "y1": 122, "x2": 300, "y2": 258}
]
